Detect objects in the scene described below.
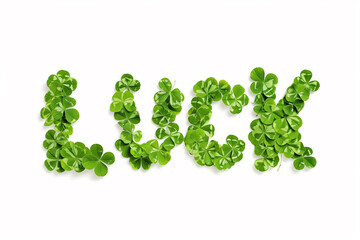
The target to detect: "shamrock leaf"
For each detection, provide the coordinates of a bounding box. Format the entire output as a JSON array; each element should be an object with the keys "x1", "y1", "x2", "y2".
[
  {"x1": 129, "y1": 155, "x2": 152, "y2": 170},
  {"x1": 149, "y1": 140, "x2": 171, "y2": 165},
  {"x1": 250, "y1": 67, "x2": 278, "y2": 97},
  {"x1": 115, "y1": 74, "x2": 141, "y2": 92},
  {"x1": 120, "y1": 123, "x2": 142, "y2": 144},
  {"x1": 226, "y1": 135, "x2": 245, "y2": 162},
  {"x1": 283, "y1": 99, "x2": 304, "y2": 116},
  {"x1": 254, "y1": 156, "x2": 280, "y2": 171},
  {"x1": 83, "y1": 144, "x2": 115, "y2": 177},
  {"x1": 43, "y1": 130, "x2": 69, "y2": 149},
  {"x1": 54, "y1": 120, "x2": 73, "y2": 135},
  {"x1": 188, "y1": 116, "x2": 214, "y2": 138},
  {"x1": 194, "y1": 140, "x2": 219, "y2": 166},
  {"x1": 187, "y1": 98, "x2": 212, "y2": 125},
  {"x1": 184, "y1": 129, "x2": 209, "y2": 155},
  {"x1": 44, "y1": 146, "x2": 65, "y2": 173},
  {"x1": 213, "y1": 144, "x2": 234, "y2": 170},
  {"x1": 152, "y1": 104, "x2": 176, "y2": 127},
  {"x1": 293, "y1": 147, "x2": 316, "y2": 170},
  {"x1": 47, "y1": 70, "x2": 77, "y2": 97},
  {"x1": 110, "y1": 90, "x2": 136, "y2": 112},
  {"x1": 115, "y1": 139, "x2": 131, "y2": 158},
  {"x1": 219, "y1": 80, "x2": 231, "y2": 95},
  {"x1": 114, "y1": 108, "x2": 140, "y2": 127},
  {"x1": 222, "y1": 84, "x2": 249, "y2": 114},
  {"x1": 293, "y1": 70, "x2": 320, "y2": 101},
  {"x1": 155, "y1": 123, "x2": 184, "y2": 151},
  {"x1": 248, "y1": 119, "x2": 277, "y2": 145},
  {"x1": 50, "y1": 96, "x2": 79, "y2": 123},
  {"x1": 154, "y1": 78, "x2": 184, "y2": 111},
  {"x1": 259, "y1": 98, "x2": 283, "y2": 124},
  {"x1": 193, "y1": 77, "x2": 221, "y2": 104},
  {"x1": 60, "y1": 142, "x2": 88, "y2": 172}
]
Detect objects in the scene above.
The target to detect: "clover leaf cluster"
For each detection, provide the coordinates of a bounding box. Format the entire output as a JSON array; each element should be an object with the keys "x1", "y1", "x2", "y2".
[
  {"x1": 185, "y1": 77, "x2": 249, "y2": 170},
  {"x1": 248, "y1": 67, "x2": 320, "y2": 171},
  {"x1": 41, "y1": 70, "x2": 115, "y2": 176},
  {"x1": 111, "y1": 74, "x2": 184, "y2": 170}
]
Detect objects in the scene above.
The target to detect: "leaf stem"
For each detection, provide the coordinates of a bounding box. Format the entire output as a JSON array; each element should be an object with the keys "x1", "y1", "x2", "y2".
[
  {"x1": 172, "y1": 80, "x2": 176, "y2": 90},
  {"x1": 277, "y1": 154, "x2": 283, "y2": 171}
]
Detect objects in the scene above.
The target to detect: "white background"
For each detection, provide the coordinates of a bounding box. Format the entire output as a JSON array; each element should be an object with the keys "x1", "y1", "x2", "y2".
[{"x1": 0, "y1": 0, "x2": 359, "y2": 239}]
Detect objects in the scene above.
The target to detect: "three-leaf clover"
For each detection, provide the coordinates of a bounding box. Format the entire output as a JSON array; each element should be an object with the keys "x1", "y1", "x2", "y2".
[
  {"x1": 293, "y1": 70, "x2": 320, "y2": 101},
  {"x1": 120, "y1": 123, "x2": 142, "y2": 144},
  {"x1": 114, "y1": 108, "x2": 140, "y2": 127},
  {"x1": 193, "y1": 77, "x2": 221, "y2": 104},
  {"x1": 213, "y1": 144, "x2": 233, "y2": 170},
  {"x1": 184, "y1": 129, "x2": 209, "y2": 155},
  {"x1": 254, "y1": 157, "x2": 280, "y2": 172},
  {"x1": 44, "y1": 147, "x2": 65, "y2": 173},
  {"x1": 250, "y1": 67, "x2": 278, "y2": 97},
  {"x1": 115, "y1": 74, "x2": 141, "y2": 92},
  {"x1": 43, "y1": 130, "x2": 69, "y2": 149},
  {"x1": 248, "y1": 119, "x2": 277, "y2": 145},
  {"x1": 154, "y1": 78, "x2": 184, "y2": 111},
  {"x1": 50, "y1": 96, "x2": 80, "y2": 123},
  {"x1": 60, "y1": 142, "x2": 88, "y2": 172},
  {"x1": 259, "y1": 98, "x2": 283, "y2": 124},
  {"x1": 83, "y1": 144, "x2": 115, "y2": 176},
  {"x1": 152, "y1": 104, "x2": 176, "y2": 127},
  {"x1": 187, "y1": 99, "x2": 212, "y2": 125},
  {"x1": 110, "y1": 90, "x2": 136, "y2": 112},
  {"x1": 148, "y1": 140, "x2": 171, "y2": 165},
  {"x1": 194, "y1": 140, "x2": 219, "y2": 166},
  {"x1": 47, "y1": 70, "x2": 77, "y2": 97},
  {"x1": 155, "y1": 123, "x2": 184, "y2": 151},
  {"x1": 226, "y1": 135, "x2": 245, "y2": 162},
  {"x1": 293, "y1": 147, "x2": 316, "y2": 170},
  {"x1": 222, "y1": 84, "x2": 249, "y2": 114}
]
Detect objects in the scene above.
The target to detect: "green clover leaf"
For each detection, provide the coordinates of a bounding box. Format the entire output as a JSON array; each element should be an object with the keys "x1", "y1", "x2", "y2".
[
  {"x1": 194, "y1": 140, "x2": 219, "y2": 166},
  {"x1": 219, "y1": 80, "x2": 231, "y2": 95},
  {"x1": 193, "y1": 77, "x2": 221, "y2": 104},
  {"x1": 110, "y1": 90, "x2": 136, "y2": 112},
  {"x1": 83, "y1": 144, "x2": 115, "y2": 177},
  {"x1": 214, "y1": 144, "x2": 234, "y2": 170},
  {"x1": 259, "y1": 98, "x2": 284, "y2": 124},
  {"x1": 43, "y1": 130, "x2": 69, "y2": 149},
  {"x1": 50, "y1": 96, "x2": 79, "y2": 123},
  {"x1": 44, "y1": 146, "x2": 65, "y2": 173},
  {"x1": 188, "y1": 116, "x2": 214, "y2": 138},
  {"x1": 293, "y1": 70, "x2": 320, "y2": 101},
  {"x1": 129, "y1": 155, "x2": 152, "y2": 170},
  {"x1": 115, "y1": 139, "x2": 131, "y2": 158},
  {"x1": 248, "y1": 119, "x2": 278, "y2": 145},
  {"x1": 47, "y1": 70, "x2": 77, "y2": 97},
  {"x1": 184, "y1": 129, "x2": 209, "y2": 155},
  {"x1": 155, "y1": 123, "x2": 184, "y2": 151},
  {"x1": 114, "y1": 108, "x2": 140, "y2": 127},
  {"x1": 254, "y1": 157, "x2": 280, "y2": 171},
  {"x1": 222, "y1": 84, "x2": 249, "y2": 114},
  {"x1": 188, "y1": 97, "x2": 212, "y2": 126},
  {"x1": 154, "y1": 78, "x2": 184, "y2": 111},
  {"x1": 115, "y1": 74, "x2": 141, "y2": 92},
  {"x1": 60, "y1": 142, "x2": 88, "y2": 172},
  {"x1": 250, "y1": 67, "x2": 278, "y2": 97},
  {"x1": 120, "y1": 123, "x2": 142, "y2": 144},
  {"x1": 152, "y1": 104, "x2": 176, "y2": 127},
  {"x1": 226, "y1": 135, "x2": 245, "y2": 162}
]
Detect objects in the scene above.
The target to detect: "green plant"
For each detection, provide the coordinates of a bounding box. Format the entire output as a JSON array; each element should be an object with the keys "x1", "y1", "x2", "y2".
[
  {"x1": 111, "y1": 75, "x2": 184, "y2": 170},
  {"x1": 248, "y1": 67, "x2": 320, "y2": 171},
  {"x1": 185, "y1": 77, "x2": 248, "y2": 170},
  {"x1": 41, "y1": 70, "x2": 115, "y2": 177}
]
